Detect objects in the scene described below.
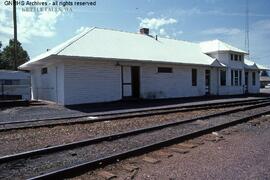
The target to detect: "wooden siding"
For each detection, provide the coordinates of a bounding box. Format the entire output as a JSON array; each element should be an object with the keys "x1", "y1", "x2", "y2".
[{"x1": 63, "y1": 60, "x2": 122, "y2": 105}]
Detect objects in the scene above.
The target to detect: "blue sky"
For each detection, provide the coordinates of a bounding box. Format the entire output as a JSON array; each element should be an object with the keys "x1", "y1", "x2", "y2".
[{"x1": 0, "y1": 0, "x2": 270, "y2": 67}]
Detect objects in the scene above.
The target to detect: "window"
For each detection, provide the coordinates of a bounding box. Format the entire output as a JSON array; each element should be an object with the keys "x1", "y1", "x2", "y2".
[
  {"x1": 192, "y1": 69, "x2": 197, "y2": 86},
  {"x1": 234, "y1": 70, "x2": 239, "y2": 86},
  {"x1": 239, "y1": 70, "x2": 242, "y2": 86},
  {"x1": 231, "y1": 70, "x2": 234, "y2": 86},
  {"x1": 231, "y1": 54, "x2": 243, "y2": 61},
  {"x1": 41, "y1": 67, "x2": 48, "y2": 74},
  {"x1": 231, "y1": 69, "x2": 242, "y2": 86},
  {"x1": 252, "y1": 72, "x2": 256, "y2": 86},
  {"x1": 234, "y1": 54, "x2": 238, "y2": 61},
  {"x1": 220, "y1": 70, "x2": 226, "y2": 86},
  {"x1": 231, "y1": 54, "x2": 234, "y2": 60},
  {"x1": 157, "y1": 67, "x2": 172, "y2": 73}
]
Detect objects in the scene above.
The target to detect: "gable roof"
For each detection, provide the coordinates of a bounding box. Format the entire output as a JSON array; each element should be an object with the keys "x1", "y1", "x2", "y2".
[
  {"x1": 200, "y1": 39, "x2": 248, "y2": 54},
  {"x1": 244, "y1": 59, "x2": 269, "y2": 70},
  {"x1": 19, "y1": 27, "x2": 219, "y2": 70}
]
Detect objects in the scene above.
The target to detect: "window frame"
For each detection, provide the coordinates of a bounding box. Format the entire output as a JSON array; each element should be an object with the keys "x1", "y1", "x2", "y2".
[
  {"x1": 231, "y1": 69, "x2": 242, "y2": 86},
  {"x1": 239, "y1": 70, "x2": 242, "y2": 86},
  {"x1": 234, "y1": 70, "x2": 239, "y2": 86}
]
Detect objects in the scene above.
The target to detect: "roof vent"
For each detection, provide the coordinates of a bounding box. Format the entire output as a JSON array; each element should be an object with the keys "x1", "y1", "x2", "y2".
[{"x1": 140, "y1": 28, "x2": 149, "y2": 35}]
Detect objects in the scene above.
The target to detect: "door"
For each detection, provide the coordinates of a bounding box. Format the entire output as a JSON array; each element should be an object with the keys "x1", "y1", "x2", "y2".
[
  {"x1": 131, "y1": 66, "x2": 140, "y2": 98},
  {"x1": 205, "y1": 70, "x2": 211, "y2": 95},
  {"x1": 245, "y1": 71, "x2": 249, "y2": 93},
  {"x1": 121, "y1": 66, "x2": 140, "y2": 98}
]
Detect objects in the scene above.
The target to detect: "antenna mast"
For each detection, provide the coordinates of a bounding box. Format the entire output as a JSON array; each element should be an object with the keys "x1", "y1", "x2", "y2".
[{"x1": 245, "y1": 0, "x2": 250, "y2": 58}]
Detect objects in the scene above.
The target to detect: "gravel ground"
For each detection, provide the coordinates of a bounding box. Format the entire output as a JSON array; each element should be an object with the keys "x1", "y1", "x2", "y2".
[
  {"x1": 74, "y1": 115, "x2": 270, "y2": 180},
  {"x1": 0, "y1": 106, "x2": 249, "y2": 156},
  {"x1": 0, "y1": 96, "x2": 264, "y2": 123},
  {"x1": 0, "y1": 106, "x2": 245, "y2": 157},
  {"x1": 0, "y1": 105, "x2": 269, "y2": 179}
]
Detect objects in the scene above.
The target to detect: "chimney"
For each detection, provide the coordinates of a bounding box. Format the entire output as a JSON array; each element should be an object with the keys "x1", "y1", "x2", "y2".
[{"x1": 140, "y1": 28, "x2": 149, "y2": 35}]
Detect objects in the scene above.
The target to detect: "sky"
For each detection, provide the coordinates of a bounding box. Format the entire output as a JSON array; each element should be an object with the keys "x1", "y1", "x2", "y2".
[{"x1": 0, "y1": 0, "x2": 270, "y2": 67}]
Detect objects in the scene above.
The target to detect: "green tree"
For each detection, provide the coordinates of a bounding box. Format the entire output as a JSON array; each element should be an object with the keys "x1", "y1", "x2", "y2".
[{"x1": 0, "y1": 39, "x2": 29, "y2": 70}]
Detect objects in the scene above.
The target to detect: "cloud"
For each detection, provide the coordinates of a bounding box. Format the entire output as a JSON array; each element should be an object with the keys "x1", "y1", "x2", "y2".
[
  {"x1": 0, "y1": 3, "x2": 62, "y2": 45},
  {"x1": 167, "y1": 7, "x2": 270, "y2": 18},
  {"x1": 252, "y1": 19, "x2": 270, "y2": 32},
  {"x1": 75, "y1": 26, "x2": 90, "y2": 34},
  {"x1": 138, "y1": 17, "x2": 177, "y2": 30},
  {"x1": 202, "y1": 28, "x2": 242, "y2": 36},
  {"x1": 147, "y1": 11, "x2": 155, "y2": 16},
  {"x1": 137, "y1": 17, "x2": 182, "y2": 38}
]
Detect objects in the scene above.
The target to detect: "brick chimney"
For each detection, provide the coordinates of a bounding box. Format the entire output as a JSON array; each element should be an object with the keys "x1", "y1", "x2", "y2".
[{"x1": 140, "y1": 28, "x2": 149, "y2": 35}]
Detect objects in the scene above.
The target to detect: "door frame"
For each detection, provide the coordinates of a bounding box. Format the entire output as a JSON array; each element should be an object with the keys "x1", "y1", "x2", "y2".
[
  {"x1": 131, "y1": 66, "x2": 140, "y2": 98},
  {"x1": 121, "y1": 66, "x2": 140, "y2": 99}
]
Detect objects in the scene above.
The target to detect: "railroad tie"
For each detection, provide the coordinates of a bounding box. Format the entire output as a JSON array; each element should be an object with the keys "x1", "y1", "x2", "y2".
[
  {"x1": 142, "y1": 156, "x2": 160, "y2": 164},
  {"x1": 97, "y1": 170, "x2": 117, "y2": 180}
]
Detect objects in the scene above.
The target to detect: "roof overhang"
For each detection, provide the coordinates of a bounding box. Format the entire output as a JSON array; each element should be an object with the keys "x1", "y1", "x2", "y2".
[
  {"x1": 19, "y1": 54, "x2": 222, "y2": 70},
  {"x1": 204, "y1": 50, "x2": 249, "y2": 55}
]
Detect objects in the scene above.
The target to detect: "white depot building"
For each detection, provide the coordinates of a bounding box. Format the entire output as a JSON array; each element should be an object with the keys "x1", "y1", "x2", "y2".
[{"x1": 19, "y1": 27, "x2": 268, "y2": 105}]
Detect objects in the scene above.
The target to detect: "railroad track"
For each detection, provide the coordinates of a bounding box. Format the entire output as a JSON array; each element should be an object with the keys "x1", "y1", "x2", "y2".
[
  {"x1": 0, "y1": 98, "x2": 269, "y2": 132},
  {"x1": 0, "y1": 100, "x2": 270, "y2": 180}
]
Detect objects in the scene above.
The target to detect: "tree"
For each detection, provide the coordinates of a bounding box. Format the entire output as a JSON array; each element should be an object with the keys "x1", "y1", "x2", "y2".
[{"x1": 0, "y1": 39, "x2": 29, "y2": 70}]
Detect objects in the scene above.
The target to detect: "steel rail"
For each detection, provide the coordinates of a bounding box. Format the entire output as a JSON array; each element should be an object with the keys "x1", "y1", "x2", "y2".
[
  {"x1": 27, "y1": 105, "x2": 270, "y2": 179},
  {"x1": 0, "y1": 98, "x2": 269, "y2": 132},
  {"x1": 1, "y1": 101, "x2": 270, "y2": 165}
]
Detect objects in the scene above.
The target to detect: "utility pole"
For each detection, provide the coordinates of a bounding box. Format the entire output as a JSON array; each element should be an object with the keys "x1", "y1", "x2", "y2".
[
  {"x1": 13, "y1": 0, "x2": 18, "y2": 70},
  {"x1": 245, "y1": 0, "x2": 250, "y2": 58}
]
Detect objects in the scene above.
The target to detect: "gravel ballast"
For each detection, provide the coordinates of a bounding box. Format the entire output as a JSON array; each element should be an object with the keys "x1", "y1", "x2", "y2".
[
  {"x1": 0, "y1": 105, "x2": 269, "y2": 179},
  {"x1": 76, "y1": 115, "x2": 270, "y2": 180},
  {"x1": 0, "y1": 106, "x2": 244, "y2": 156}
]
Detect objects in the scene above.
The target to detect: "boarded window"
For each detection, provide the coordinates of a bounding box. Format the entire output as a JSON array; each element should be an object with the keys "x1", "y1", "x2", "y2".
[
  {"x1": 41, "y1": 67, "x2": 48, "y2": 74},
  {"x1": 220, "y1": 70, "x2": 226, "y2": 86},
  {"x1": 192, "y1": 69, "x2": 197, "y2": 86},
  {"x1": 252, "y1": 72, "x2": 256, "y2": 85},
  {"x1": 157, "y1": 67, "x2": 172, "y2": 73}
]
